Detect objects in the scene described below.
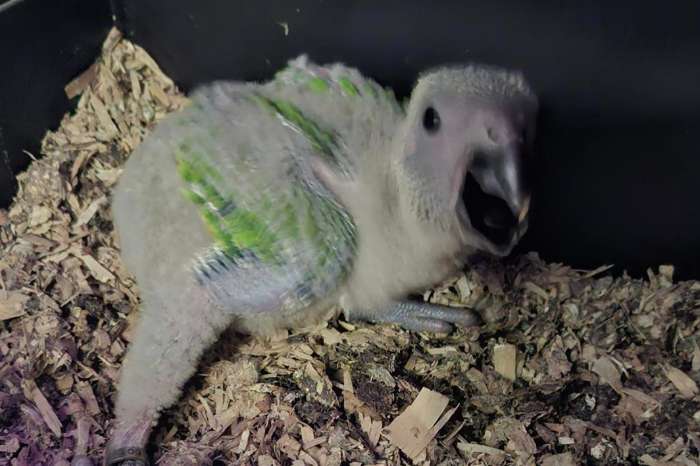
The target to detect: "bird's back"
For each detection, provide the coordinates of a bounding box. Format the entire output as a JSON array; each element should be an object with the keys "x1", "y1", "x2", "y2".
[{"x1": 112, "y1": 56, "x2": 403, "y2": 313}]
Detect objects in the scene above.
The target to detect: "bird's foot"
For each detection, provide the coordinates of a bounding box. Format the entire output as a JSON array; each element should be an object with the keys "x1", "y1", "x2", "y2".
[{"x1": 347, "y1": 300, "x2": 480, "y2": 333}]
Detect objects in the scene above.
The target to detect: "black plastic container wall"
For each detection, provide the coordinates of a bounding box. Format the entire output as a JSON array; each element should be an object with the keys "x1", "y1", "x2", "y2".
[{"x1": 1, "y1": 0, "x2": 700, "y2": 279}]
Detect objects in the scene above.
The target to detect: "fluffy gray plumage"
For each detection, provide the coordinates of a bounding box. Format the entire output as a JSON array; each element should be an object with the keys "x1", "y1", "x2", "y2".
[{"x1": 72, "y1": 55, "x2": 538, "y2": 466}]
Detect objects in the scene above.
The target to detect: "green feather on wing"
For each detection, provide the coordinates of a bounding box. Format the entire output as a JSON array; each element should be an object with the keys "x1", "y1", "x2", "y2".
[
  {"x1": 272, "y1": 56, "x2": 404, "y2": 114},
  {"x1": 175, "y1": 143, "x2": 282, "y2": 263},
  {"x1": 174, "y1": 91, "x2": 357, "y2": 300}
]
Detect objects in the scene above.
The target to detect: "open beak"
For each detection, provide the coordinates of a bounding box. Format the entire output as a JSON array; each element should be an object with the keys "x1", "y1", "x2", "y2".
[{"x1": 461, "y1": 143, "x2": 531, "y2": 248}]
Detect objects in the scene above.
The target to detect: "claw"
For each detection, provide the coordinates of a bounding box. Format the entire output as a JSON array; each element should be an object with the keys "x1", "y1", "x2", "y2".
[{"x1": 105, "y1": 447, "x2": 148, "y2": 466}]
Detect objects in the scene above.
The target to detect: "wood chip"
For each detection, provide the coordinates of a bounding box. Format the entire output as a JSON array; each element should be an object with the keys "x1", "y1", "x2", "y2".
[
  {"x1": 319, "y1": 327, "x2": 343, "y2": 345},
  {"x1": 28, "y1": 205, "x2": 52, "y2": 226},
  {"x1": 0, "y1": 290, "x2": 29, "y2": 321},
  {"x1": 75, "y1": 251, "x2": 115, "y2": 283},
  {"x1": 23, "y1": 379, "x2": 62, "y2": 437},
  {"x1": 592, "y1": 356, "x2": 623, "y2": 393},
  {"x1": 359, "y1": 412, "x2": 383, "y2": 448},
  {"x1": 258, "y1": 455, "x2": 279, "y2": 466},
  {"x1": 693, "y1": 344, "x2": 700, "y2": 372},
  {"x1": 523, "y1": 281, "x2": 549, "y2": 300},
  {"x1": 76, "y1": 382, "x2": 101, "y2": 416},
  {"x1": 457, "y1": 442, "x2": 507, "y2": 460},
  {"x1": 89, "y1": 93, "x2": 119, "y2": 138},
  {"x1": 582, "y1": 264, "x2": 614, "y2": 278},
  {"x1": 298, "y1": 450, "x2": 319, "y2": 466},
  {"x1": 426, "y1": 345, "x2": 459, "y2": 356},
  {"x1": 639, "y1": 454, "x2": 689, "y2": 466},
  {"x1": 73, "y1": 195, "x2": 107, "y2": 227},
  {"x1": 277, "y1": 433, "x2": 301, "y2": 457},
  {"x1": 65, "y1": 62, "x2": 100, "y2": 99},
  {"x1": 0, "y1": 437, "x2": 20, "y2": 454},
  {"x1": 664, "y1": 365, "x2": 699, "y2": 399},
  {"x1": 70, "y1": 151, "x2": 95, "y2": 181},
  {"x1": 493, "y1": 343, "x2": 518, "y2": 381},
  {"x1": 384, "y1": 387, "x2": 453, "y2": 460},
  {"x1": 541, "y1": 452, "x2": 577, "y2": 466}
]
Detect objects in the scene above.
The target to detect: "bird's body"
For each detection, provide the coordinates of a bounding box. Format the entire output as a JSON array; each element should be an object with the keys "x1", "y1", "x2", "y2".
[{"x1": 78, "y1": 55, "x2": 538, "y2": 466}]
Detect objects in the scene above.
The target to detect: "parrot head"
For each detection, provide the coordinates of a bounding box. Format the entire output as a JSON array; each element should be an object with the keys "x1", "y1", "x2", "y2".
[{"x1": 400, "y1": 64, "x2": 538, "y2": 258}]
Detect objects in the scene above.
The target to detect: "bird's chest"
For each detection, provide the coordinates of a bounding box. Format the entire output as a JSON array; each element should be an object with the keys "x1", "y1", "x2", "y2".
[{"x1": 340, "y1": 223, "x2": 464, "y2": 311}]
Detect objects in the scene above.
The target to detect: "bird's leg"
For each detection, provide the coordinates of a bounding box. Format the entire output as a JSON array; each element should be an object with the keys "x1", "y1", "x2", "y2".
[
  {"x1": 96, "y1": 287, "x2": 233, "y2": 466},
  {"x1": 345, "y1": 300, "x2": 480, "y2": 333},
  {"x1": 87, "y1": 252, "x2": 306, "y2": 466}
]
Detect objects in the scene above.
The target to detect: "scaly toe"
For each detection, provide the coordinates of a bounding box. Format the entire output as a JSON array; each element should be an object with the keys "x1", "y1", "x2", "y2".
[{"x1": 402, "y1": 317, "x2": 454, "y2": 334}]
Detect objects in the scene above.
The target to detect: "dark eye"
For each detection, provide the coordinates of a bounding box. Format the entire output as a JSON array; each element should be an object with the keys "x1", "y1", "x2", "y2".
[{"x1": 422, "y1": 106, "x2": 441, "y2": 133}]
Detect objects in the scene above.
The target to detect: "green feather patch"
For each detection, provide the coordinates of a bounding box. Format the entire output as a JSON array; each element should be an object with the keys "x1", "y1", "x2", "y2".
[
  {"x1": 308, "y1": 77, "x2": 330, "y2": 93},
  {"x1": 252, "y1": 94, "x2": 342, "y2": 167},
  {"x1": 175, "y1": 81, "x2": 360, "y2": 299},
  {"x1": 337, "y1": 77, "x2": 359, "y2": 96},
  {"x1": 272, "y1": 60, "x2": 406, "y2": 119},
  {"x1": 175, "y1": 143, "x2": 282, "y2": 262}
]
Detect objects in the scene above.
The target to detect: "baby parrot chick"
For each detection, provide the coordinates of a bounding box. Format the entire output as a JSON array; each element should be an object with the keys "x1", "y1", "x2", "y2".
[{"x1": 86, "y1": 55, "x2": 537, "y2": 465}]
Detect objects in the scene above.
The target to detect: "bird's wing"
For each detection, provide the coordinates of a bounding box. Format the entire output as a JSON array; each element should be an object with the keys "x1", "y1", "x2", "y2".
[{"x1": 157, "y1": 81, "x2": 358, "y2": 313}]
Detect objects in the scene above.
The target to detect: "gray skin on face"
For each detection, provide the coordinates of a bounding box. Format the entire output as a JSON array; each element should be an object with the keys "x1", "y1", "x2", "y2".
[{"x1": 72, "y1": 57, "x2": 537, "y2": 466}]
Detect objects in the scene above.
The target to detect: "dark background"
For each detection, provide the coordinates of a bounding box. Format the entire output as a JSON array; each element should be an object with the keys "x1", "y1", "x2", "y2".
[
  {"x1": 1, "y1": 0, "x2": 699, "y2": 279},
  {"x1": 0, "y1": 0, "x2": 112, "y2": 205}
]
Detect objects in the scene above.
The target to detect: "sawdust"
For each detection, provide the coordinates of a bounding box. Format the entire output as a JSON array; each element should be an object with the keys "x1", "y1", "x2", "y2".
[{"x1": 1, "y1": 28, "x2": 699, "y2": 465}]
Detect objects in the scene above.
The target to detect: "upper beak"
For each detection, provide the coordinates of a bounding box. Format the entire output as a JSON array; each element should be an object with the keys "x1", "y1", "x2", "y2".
[
  {"x1": 472, "y1": 144, "x2": 530, "y2": 224},
  {"x1": 499, "y1": 145, "x2": 530, "y2": 224}
]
